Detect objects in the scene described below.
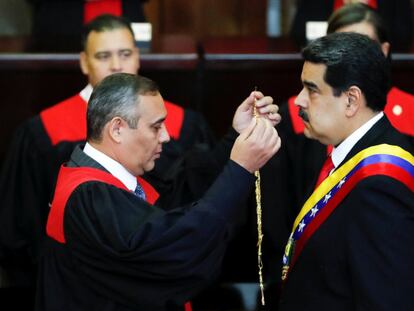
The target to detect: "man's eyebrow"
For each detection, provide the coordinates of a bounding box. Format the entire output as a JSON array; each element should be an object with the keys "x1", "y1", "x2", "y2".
[
  {"x1": 151, "y1": 117, "x2": 166, "y2": 126},
  {"x1": 303, "y1": 80, "x2": 319, "y2": 90},
  {"x1": 94, "y1": 51, "x2": 111, "y2": 57}
]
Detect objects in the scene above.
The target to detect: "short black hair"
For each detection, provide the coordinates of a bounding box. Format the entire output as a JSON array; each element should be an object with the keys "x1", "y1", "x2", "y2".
[
  {"x1": 81, "y1": 14, "x2": 134, "y2": 50},
  {"x1": 302, "y1": 32, "x2": 390, "y2": 111},
  {"x1": 87, "y1": 73, "x2": 160, "y2": 142}
]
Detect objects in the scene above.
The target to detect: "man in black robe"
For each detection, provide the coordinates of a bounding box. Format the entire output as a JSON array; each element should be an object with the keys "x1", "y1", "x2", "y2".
[
  {"x1": 36, "y1": 73, "x2": 281, "y2": 310},
  {"x1": 0, "y1": 14, "x2": 214, "y2": 309}
]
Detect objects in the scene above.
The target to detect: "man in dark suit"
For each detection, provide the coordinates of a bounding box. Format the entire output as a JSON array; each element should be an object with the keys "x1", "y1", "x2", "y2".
[
  {"x1": 36, "y1": 73, "x2": 281, "y2": 310},
  {"x1": 260, "y1": 6, "x2": 414, "y2": 308},
  {"x1": 278, "y1": 32, "x2": 414, "y2": 310}
]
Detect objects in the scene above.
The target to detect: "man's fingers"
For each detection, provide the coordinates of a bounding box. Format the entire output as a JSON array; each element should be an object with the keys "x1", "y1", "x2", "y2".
[{"x1": 239, "y1": 118, "x2": 257, "y2": 140}]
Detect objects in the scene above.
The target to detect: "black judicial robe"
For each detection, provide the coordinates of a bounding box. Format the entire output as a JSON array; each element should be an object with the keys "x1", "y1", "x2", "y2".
[
  {"x1": 35, "y1": 146, "x2": 255, "y2": 311},
  {"x1": 0, "y1": 93, "x2": 215, "y2": 289}
]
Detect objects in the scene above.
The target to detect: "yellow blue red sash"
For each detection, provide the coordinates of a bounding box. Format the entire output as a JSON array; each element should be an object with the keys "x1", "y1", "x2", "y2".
[{"x1": 282, "y1": 144, "x2": 414, "y2": 281}]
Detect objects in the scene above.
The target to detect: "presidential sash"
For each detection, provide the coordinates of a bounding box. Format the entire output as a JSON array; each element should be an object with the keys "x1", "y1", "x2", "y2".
[{"x1": 282, "y1": 144, "x2": 414, "y2": 281}]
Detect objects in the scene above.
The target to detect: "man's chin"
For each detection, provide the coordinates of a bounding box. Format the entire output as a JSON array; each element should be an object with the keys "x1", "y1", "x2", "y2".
[
  {"x1": 143, "y1": 161, "x2": 156, "y2": 173},
  {"x1": 303, "y1": 128, "x2": 315, "y2": 140}
]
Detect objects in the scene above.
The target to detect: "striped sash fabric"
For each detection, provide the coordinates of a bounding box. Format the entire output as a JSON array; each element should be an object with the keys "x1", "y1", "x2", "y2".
[{"x1": 282, "y1": 144, "x2": 414, "y2": 281}]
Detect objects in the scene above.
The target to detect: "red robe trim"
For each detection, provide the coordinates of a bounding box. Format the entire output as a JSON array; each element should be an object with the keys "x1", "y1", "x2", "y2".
[
  {"x1": 40, "y1": 94, "x2": 87, "y2": 146},
  {"x1": 385, "y1": 87, "x2": 414, "y2": 136},
  {"x1": 164, "y1": 100, "x2": 185, "y2": 140},
  {"x1": 47, "y1": 166, "x2": 158, "y2": 244},
  {"x1": 137, "y1": 176, "x2": 159, "y2": 205},
  {"x1": 84, "y1": 0, "x2": 122, "y2": 24}
]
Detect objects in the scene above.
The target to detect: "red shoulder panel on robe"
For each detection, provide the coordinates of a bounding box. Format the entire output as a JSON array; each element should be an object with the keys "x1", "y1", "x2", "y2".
[
  {"x1": 288, "y1": 95, "x2": 305, "y2": 134},
  {"x1": 385, "y1": 87, "x2": 414, "y2": 136},
  {"x1": 47, "y1": 166, "x2": 159, "y2": 244},
  {"x1": 40, "y1": 94, "x2": 87, "y2": 146},
  {"x1": 164, "y1": 100, "x2": 184, "y2": 140},
  {"x1": 84, "y1": 0, "x2": 122, "y2": 24},
  {"x1": 137, "y1": 177, "x2": 159, "y2": 205}
]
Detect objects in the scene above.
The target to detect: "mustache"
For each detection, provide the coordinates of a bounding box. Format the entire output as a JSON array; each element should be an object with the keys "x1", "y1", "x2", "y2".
[{"x1": 298, "y1": 108, "x2": 309, "y2": 122}]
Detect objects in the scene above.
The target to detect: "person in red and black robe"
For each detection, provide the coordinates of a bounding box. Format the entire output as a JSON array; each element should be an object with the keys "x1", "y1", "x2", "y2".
[
  {"x1": 35, "y1": 73, "x2": 281, "y2": 311},
  {"x1": 0, "y1": 14, "x2": 214, "y2": 309}
]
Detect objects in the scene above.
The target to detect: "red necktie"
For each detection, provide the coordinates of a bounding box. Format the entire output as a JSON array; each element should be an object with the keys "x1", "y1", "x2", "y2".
[{"x1": 315, "y1": 155, "x2": 335, "y2": 188}]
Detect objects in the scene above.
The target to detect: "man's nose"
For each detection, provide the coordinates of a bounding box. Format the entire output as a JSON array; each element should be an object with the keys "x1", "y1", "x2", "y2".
[
  {"x1": 295, "y1": 88, "x2": 307, "y2": 107},
  {"x1": 160, "y1": 124, "x2": 170, "y2": 143},
  {"x1": 110, "y1": 56, "x2": 122, "y2": 71}
]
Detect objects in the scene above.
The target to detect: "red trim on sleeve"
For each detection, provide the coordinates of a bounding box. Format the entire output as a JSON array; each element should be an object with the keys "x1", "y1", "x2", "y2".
[
  {"x1": 385, "y1": 87, "x2": 414, "y2": 136},
  {"x1": 288, "y1": 96, "x2": 305, "y2": 135},
  {"x1": 40, "y1": 95, "x2": 87, "y2": 146},
  {"x1": 164, "y1": 100, "x2": 185, "y2": 140},
  {"x1": 84, "y1": 0, "x2": 123, "y2": 24}
]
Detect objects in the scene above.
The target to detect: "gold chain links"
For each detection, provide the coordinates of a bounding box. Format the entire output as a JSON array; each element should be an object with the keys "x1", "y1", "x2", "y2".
[{"x1": 253, "y1": 88, "x2": 265, "y2": 306}]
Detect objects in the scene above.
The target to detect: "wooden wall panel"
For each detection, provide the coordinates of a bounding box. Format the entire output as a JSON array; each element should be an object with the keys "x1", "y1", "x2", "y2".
[{"x1": 144, "y1": 0, "x2": 266, "y2": 40}]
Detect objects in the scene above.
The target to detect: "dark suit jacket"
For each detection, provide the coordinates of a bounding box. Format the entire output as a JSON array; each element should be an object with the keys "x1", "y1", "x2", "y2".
[{"x1": 279, "y1": 116, "x2": 414, "y2": 310}]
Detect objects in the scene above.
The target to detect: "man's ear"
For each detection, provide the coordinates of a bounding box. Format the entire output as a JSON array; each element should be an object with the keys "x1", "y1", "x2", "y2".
[
  {"x1": 79, "y1": 51, "x2": 89, "y2": 75},
  {"x1": 107, "y1": 117, "x2": 124, "y2": 143},
  {"x1": 345, "y1": 86, "x2": 362, "y2": 117}
]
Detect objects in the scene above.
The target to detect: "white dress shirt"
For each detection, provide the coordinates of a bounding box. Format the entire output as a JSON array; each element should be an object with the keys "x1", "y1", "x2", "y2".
[
  {"x1": 83, "y1": 142, "x2": 137, "y2": 192},
  {"x1": 331, "y1": 112, "x2": 384, "y2": 171}
]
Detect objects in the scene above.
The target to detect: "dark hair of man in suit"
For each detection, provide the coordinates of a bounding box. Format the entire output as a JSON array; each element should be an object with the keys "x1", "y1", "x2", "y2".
[
  {"x1": 302, "y1": 32, "x2": 390, "y2": 112},
  {"x1": 81, "y1": 14, "x2": 135, "y2": 51},
  {"x1": 87, "y1": 73, "x2": 159, "y2": 142}
]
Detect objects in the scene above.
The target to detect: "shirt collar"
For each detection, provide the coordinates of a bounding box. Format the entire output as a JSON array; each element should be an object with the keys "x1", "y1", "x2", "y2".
[
  {"x1": 331, "y1": 112, "x2": 384, "y2": 168},
  {"x1": 80, "y1": 84, "x2": 93, "y2": 103},
  {"x1": 83, "y1": 143, "x2": 137, "y2": 192}
]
